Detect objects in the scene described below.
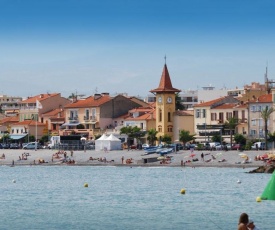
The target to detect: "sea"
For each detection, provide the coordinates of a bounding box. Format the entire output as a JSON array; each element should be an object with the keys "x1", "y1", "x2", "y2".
[{"x1": 0, "y1": 166, "x2": 273, "y2": 230}]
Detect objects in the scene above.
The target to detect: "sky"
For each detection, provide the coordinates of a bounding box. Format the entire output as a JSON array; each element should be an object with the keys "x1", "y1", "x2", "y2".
[{"x1": 1, "y1": 0, "x2": 275, "y2": 98}]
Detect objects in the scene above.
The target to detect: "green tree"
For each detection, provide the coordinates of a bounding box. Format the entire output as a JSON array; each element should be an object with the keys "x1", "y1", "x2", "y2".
[
  {"x1": 76, "y1": 124, "x2": 85, "y2": 129},
  {"x1": 162, "y1": 134, "x2": 172, "y2": 144},
  {"x1": 224, "y1": 117, "x2": 239, "y2": 147},
  {"x1": 146, "y1": 129, "x2": 158, "y2": 146},
  {"x1": 68, "y1": 91, "x2": 85, "y2": 101},
  {"x1": 211, "y1": 134, "x2": 222, "y2": 143},
  {"x1": 175, "y1": 93, "x2": 184, "y2": 110},
  {"x1": 120, "y1": 126, "x2": 144, "y2": 148},
  {"x1": 234, "y1": 133, "x2": 246, "y2": 145},
  {"x1": 179, "y1": 130, "x2": 195, "y2": 147},
  {"x1": 2, "y1": 133, "x2": 10, "y2": 143},
  {"x1": 261, "y1": 106, "x2": 274, "y2": 150},
  {"x1": 40, "y1": 135, "x2": 49, "y2": 144}
]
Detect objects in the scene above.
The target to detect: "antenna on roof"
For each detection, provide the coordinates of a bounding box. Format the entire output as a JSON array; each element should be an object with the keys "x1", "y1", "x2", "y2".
[{"x1": 265, "y1": 62, "x2": 268, "y2": 82}]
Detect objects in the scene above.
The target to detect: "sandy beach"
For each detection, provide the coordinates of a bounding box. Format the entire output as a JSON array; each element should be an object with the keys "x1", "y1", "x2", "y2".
[{"x1": 0, "y1": 148, "x2": 268, "y2": 168}]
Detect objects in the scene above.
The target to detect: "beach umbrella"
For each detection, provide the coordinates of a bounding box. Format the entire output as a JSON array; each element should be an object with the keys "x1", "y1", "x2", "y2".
[
  {"x1": 239, "y1": 153, "x2": 248, "y2": 158},
  {"x1": 157, "y1": 156, "x2": 165, "y2": 160}
]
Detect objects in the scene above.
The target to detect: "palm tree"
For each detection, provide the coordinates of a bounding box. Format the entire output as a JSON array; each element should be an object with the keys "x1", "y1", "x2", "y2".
[
  {"x1": 179, "y1": 130, "x2": 195, "y2": 148},
  {"x1": 261, "y1": 106, "x2": 274, "y2": 150},
  {"x1": 120, "y1": 126, "x2": 145, "y2": 148},
  {"x1": 146, "y1": 129, "x2": 158, "y2": 146},
  {"x1": 68, "y1": 91, "x2": 85, "y2": 102},
  {"x1": 224, "y1": 117, "x2": 239, "y2": 148}
]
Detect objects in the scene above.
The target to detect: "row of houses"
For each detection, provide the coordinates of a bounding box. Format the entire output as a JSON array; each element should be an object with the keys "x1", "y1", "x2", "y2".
[
  {"x1": 0, "y1": 64, "x2": 274, "y2": 145},
  {"x1": 1, "y1": 89, "x2": 273, "y2": 145}
]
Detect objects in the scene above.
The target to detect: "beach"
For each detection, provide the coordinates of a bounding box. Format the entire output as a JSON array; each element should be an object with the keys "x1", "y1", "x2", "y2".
[{"x1": 0, "y1": 148, "x2": 268, "y2": 168}]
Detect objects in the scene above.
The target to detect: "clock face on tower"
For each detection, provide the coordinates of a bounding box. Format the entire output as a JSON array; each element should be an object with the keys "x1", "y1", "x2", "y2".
[
  {"x1": 167, "y1": 97, "x2": 172, "y2": 103},
  {"x1": 158, "y1": 96, "x2": 162, "y2": 103}
]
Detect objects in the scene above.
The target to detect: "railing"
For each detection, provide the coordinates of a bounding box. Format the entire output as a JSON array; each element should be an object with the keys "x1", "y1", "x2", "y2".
[
  {"x1": 90, "y1": 116, "x2": 96, "y2": 121},
  {"x1": 68, "y1": 117, "x2": 79, "y2": 122}
]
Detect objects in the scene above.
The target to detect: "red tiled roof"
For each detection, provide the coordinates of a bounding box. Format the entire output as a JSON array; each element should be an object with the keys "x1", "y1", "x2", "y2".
[
  {"x1": 150, "y1": 64, "x2": 181, "y2": 93},
  {"x1": 128, "y1": 107, "x2": 154, "y2": 113},
  {"x1": 194, "y1": 97, "x2": 227, "y2": 107},
  {"x1": 21, "y1": 93, "x2": 60, "y2": 103},
  {"x1": 12, "y1": 120, "x2": 45, "y2": 126},
  {"x1": 0, "y1": 116, "x2": 19, "y2": 124},
  {"x1": 259, "y1": 94, "x2": 272, "y2": 102},
  {"x1": 175, "y1": 110, "x2": 194, "y2": 116},
  {"x1": 64, "y1": 95, "x2": 111, "y2": 108},
  {"x1": 213, "y1": 103, "x2": 236, "y2": 110},
  {"x1": 42, "y1": 109, "x2": 63, "y2": 117},
  {"x1": 124, "y1": 110, "x2": 156, "y2": 121}
]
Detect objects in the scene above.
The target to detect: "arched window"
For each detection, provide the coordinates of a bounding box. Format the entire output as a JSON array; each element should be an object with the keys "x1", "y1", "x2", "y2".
[
  {"x1": 168, "y1": 112, "x2": 171, "y2": 122},
  {"x1": 158, "y1": 125, "x2": 162, "y2": 132},
  {"x1": 159, "y1": 109, "x2": 162, "y2": 122}
]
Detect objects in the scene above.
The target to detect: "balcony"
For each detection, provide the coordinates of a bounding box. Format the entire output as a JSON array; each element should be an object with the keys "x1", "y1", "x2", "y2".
[
  {"x1": 90, "y1": 116, "x2": 96, "y2": 122},
  {"x1": 68, "y1": 117, "x2": 79, "y2": 123}
]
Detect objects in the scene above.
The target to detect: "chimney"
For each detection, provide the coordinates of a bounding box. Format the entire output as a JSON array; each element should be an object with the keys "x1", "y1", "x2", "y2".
[
  {"x1": 40, "y1": 94, "x2": 44, "y2": 98},
  {"x1": 94, "y1": 94, "x2": 102, "y2": 100}
]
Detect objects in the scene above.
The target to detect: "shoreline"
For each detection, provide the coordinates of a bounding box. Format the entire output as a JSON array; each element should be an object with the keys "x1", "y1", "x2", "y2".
[{"x1": 0, "y1": 148, "x2": 268, "y2": 169}]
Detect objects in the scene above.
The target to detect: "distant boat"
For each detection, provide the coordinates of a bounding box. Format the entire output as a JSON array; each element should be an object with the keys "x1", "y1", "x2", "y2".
[
  {"x1": 157, "y1": 148, "x2": 174, "y2": 156},
  {"x1": 144, "y1": 146, "x2": 162, "y2": 154}
]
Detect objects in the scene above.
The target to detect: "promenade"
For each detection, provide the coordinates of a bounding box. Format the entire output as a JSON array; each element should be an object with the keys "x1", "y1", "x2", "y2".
[{"x1": 0, "y1": 148, "x2": 268, "y2": 168}]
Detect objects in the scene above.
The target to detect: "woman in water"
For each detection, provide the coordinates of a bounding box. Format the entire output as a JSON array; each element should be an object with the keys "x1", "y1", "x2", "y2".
[{"x1": 238, "y1": 213, "x2": 249, "y2": 230}]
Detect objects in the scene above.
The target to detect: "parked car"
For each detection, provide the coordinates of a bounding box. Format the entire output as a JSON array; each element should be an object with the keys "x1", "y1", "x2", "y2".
[
  {"x1": 10, "y1": 143, "x2": 19, "y2": 149},
  {"x1": 0, "y1": 143, "x2": 3, "y2": 149},
  {"x1": 225, "y1": 143, "x2": 232, "y2": 150},
  {"x1": 214, "y1": 144, "x2": 223, "y2": 150},
  {"x1": 251, "y1": 142, "x2": 265, "y2": 150},
  {"x1": 142, "y1": 143, "x2": 150, "y2": 149},
  {"x1": 2, "y1": 143, "x2": 10, "y2": 149},
  {"x1": 231, "y1": 144, "x2": 242, "y2": 150},
  {"x1": 22, "y1": 142, "x2": 42, "y2": 150}
]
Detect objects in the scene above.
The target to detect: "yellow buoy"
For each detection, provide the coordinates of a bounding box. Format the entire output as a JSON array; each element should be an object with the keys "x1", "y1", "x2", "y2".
[
  {"x1": 180, "y1": 188, "x2": 186, "y2": 194},
  {"x1": 256, "y1": 196, "x2": 262, "y2": 202},
  {"x1": 84, "y1": 183, "x2": 88, "y2": 187}
]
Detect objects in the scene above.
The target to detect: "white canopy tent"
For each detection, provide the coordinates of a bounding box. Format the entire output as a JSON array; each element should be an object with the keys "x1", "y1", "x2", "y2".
[
  {"x1": 105, "y1": 134, "x2": 122, "y2": 151},
  {"x1": 95, "y1": 133, "x2": 108, "y2": 151}
]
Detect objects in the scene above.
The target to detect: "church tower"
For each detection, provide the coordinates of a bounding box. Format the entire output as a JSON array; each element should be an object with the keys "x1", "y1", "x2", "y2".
[{"x1": 150, "y1": 62, "x2": 181, "y2": 142}]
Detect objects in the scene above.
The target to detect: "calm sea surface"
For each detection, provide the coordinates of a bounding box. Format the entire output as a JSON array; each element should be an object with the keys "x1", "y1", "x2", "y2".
[{"x1": 0, "y1": 166, "x2": 273, "y2": 230}]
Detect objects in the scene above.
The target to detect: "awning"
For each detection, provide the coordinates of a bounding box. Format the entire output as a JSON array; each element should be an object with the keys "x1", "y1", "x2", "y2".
[
  {"x1": 61, "y1": 123, "x2": 80, "y2": 127},
  {"x1": 9, "y1": 134, "x2": 27, "y2": 140},
  {"x1": 201, "y1": 129, "x2": 221, "y2": 132}
]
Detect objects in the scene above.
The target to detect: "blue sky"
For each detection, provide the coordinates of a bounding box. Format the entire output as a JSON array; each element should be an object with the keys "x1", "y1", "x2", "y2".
[{"x1": 1, "y1": 0, "x2": 275, "y2": 98}]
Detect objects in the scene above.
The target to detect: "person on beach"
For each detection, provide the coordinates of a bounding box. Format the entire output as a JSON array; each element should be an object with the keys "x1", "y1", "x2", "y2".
[
  {"x1": 238, "y1": 213, "x2": 249, "y2": 230},
  {"x1": 201, "y1": 153, "x2": 204, "y2": 161},
  {"x1": 121, "y1": 156, "x2": 124, "y2": 164}
]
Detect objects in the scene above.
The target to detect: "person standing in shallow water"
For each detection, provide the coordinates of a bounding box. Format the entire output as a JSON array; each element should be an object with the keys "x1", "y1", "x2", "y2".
[{"x1": 238, "y1": 213, "x2": 249, "y2": 230}]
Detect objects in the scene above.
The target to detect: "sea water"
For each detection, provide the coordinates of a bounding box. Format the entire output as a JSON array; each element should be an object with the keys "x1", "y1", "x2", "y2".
[{"x1": 0, "y1": 166, "x2": 273, "y2": 230}]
